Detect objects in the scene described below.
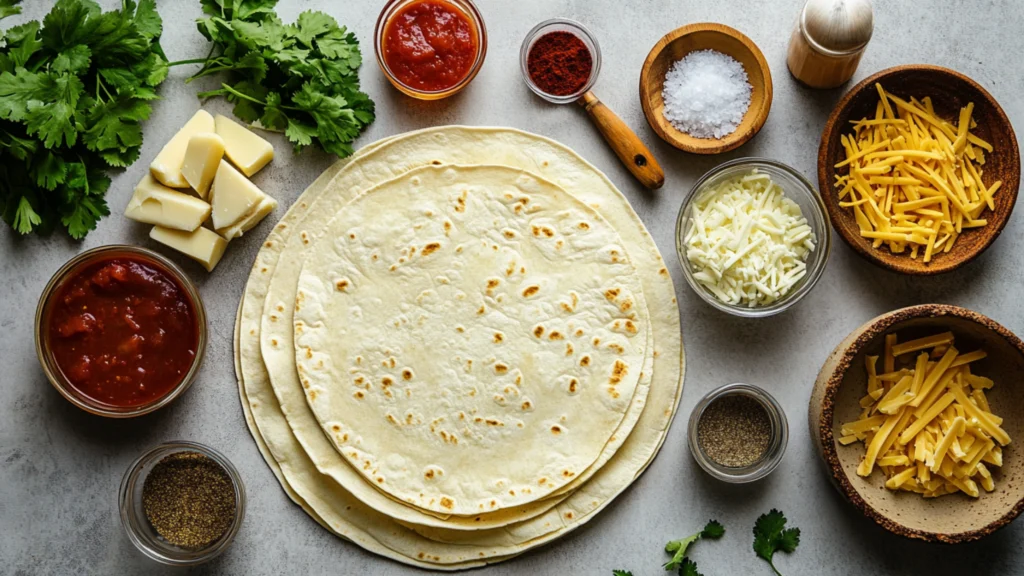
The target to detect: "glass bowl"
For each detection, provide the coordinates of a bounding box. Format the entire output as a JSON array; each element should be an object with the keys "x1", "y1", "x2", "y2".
[
  {"x1": 520, "y1": 18, "x2": 602, "y2": 104},
  {"x1": 675, "y1": 158, "x2": 831, "y2": 317},
  {"x1": 119, "y1": 441, "x2": 246, "y2": 566},
  {"x1": 687, "y1": 383, "x2": 789, "y2": 483},
  {"x1": 374, "y1": 0, "x2": 488, "y2": 100},
  {"x1": 34, "y1": 245, "x2": 207, "y2": 418}
]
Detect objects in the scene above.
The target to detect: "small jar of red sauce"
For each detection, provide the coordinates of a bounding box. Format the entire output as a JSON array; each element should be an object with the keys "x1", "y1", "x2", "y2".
[
  {"x1": 35, "y1": 246, "x2": 207, "y2": 417},
  {"x1": 375, "y1": 0, "x2": 487, "y2": 99}
]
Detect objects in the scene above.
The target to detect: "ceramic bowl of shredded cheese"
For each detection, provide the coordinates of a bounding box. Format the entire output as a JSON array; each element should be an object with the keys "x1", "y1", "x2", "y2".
[
  {"x1": 675, "y1": 158, "x2": 831, "y2": 317},
  {"x1": 810, "y1": 304, "x2": 1024, "y2": 543}
]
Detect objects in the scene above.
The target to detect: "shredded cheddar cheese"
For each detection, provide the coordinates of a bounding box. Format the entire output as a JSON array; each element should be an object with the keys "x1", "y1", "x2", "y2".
[
  {"x1": 841, "y1": 331, "x2": 1008, "y2": 498},
  {"x1": 835, "y1": 84, "x2": 1001, "y2": 263}
]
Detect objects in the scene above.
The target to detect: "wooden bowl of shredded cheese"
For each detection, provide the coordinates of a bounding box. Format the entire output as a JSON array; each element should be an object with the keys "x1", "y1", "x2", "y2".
[
  {"x1": 810, "y1": 304, "x2": 1024, "y2": 543},
  {"x1": 818, "y1": 65, "x2": 1020, "y2": 274}
]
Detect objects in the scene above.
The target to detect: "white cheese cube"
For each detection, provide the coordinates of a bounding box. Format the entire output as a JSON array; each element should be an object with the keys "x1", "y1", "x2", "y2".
[
  {"x1": 181, "y1": 132, "x2": 225, "y2": 199},
  {"x1": 215, "y1": 114, "x2": 274, "y2": 177},
  {"x1": 150, "y1": 110, "x2": 215, "y2": 188},
  {"x1": 124, "y1": 174, "x2": 211, "y2": 231},
  {"x1": 217, "y1": 196, "x2": 278, "y2": 240},
  {"x1": 209, "y1": 160, "x2": 266, "y2": 230},
  {"x1": 150, "y1": 225, "x2": 228, "y2": 272}
]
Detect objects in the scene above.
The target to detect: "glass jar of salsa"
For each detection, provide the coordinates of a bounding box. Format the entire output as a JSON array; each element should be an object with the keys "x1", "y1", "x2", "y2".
[
  {"x1": 375, "y1": 0, "x2": 487, "y2": 100},
  {"x1": 35, "y1": 246, "x2": 207, "y2": 417}
]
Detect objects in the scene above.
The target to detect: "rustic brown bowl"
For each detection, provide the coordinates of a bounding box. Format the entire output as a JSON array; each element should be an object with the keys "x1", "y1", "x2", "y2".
[
  {"x1": 809, "y1": 304, "x2": 1024, "y2": 543},
  {"x1": 818, "y1": 65, "x2": 1020, "y2": 275},
  {"x1": 639, "y1": 23, "x2": 772, "y2": 154}
]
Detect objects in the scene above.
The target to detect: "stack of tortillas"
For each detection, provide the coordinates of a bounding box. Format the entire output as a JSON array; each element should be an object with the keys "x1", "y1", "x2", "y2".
[{"x1": 234, "y1": 127, "x2": 685, "y2": 569}]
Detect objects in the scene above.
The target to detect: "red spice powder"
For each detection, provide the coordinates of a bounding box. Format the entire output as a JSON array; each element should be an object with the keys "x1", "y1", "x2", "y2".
[{"x1": 527, "y1": 31, "x2": 593, "y2": 96}]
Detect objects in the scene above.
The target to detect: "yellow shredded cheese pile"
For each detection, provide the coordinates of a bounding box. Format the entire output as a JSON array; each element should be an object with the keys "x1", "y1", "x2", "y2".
[
  {"x1": 835, "y1": 84, "x2": 1002, "y2": 263},
  {"x1": 840, "y1": 331, "x2": 1009, "y2": 498}
]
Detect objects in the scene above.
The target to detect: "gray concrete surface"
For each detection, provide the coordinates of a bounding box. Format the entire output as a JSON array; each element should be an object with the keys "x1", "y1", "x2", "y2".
[{"x1": 3, "y1": 1, "x2": 1023, "y2": 574}]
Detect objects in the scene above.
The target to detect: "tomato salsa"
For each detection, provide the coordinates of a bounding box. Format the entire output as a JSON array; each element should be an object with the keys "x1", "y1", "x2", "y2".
[
  {"x1": 46, "y1": 256, "x2": 199, "y2": 408},
  {"x1": 382, "y1": 0, "x2": 479, "y2": 92}
]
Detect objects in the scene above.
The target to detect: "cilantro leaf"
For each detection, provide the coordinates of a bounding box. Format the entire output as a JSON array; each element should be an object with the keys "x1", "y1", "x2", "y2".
[
  {"x1": 0, "y1": 0, "x2": 21, "y2": 20},
  {"x1": 132, "y1": 0, "x2": 161, "y2": 39},
  {"x1": 665, "y1": 520, "x2": 725, "y2": 571},
  {"x1": 679, "y1": 558, "x2": 704, "y2": 576},
  {"x1": 0, "y1": 68, "x2": 48, "y2": 121},
  {"x1": 81, "y1": 96, "x2": 150, "y2": 155},
  {"x1": 12, "y1": 194, "x2": 41, "y2": 233},
  {"x1": 31, "y1": 150, "x2": 67, "y2": 190},
  {"x1": 612, "y1": 571, "x2": 634, "y2": 576},
  {"x1": 52, "y1": 44, "x2": 91, "y2": 74},
  {"x1": 753, "y1": 509, "x2": 800, "y2": 576},
  {"x1": 25, "y1": 72, "x2": 84, "y2": 148},
  {"x1": 5, "y1": 21, "x2": 42, "y2": 68},
  {"x1": 294, "y1": 10, "x2": 335, "y2": 47}
]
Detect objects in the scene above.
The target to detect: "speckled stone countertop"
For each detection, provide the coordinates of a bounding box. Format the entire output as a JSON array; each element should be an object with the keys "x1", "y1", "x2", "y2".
[{"x1": 3, "y1": 1, "x2": 1023, "y2": 574}]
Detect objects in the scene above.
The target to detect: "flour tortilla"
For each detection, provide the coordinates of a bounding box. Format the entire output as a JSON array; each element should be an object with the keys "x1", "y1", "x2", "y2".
[
  {"x1": 238, "y1": 127, "x2": 684, "y2": 567},
  {"x1": 293, "y1": 165, "x2": 650, "y2": 516},
  {"x1": 244, "y1": 135, "x2": 571, "y2": 531}
]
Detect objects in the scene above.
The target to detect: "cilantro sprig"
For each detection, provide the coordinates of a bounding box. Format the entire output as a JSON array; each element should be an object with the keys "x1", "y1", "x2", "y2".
[
  {"x1": 0, "y1": 0, "x2": 168, "y2": 239},
  {"x1": 171, "y1": 0, "x2": 374, "y2": 158},
  {"x1": 752, "y1": 509, "x2": 800, "y2": 576},
  {"x1": 664, "y1": 520, "x2": 724, "y2": 571}
]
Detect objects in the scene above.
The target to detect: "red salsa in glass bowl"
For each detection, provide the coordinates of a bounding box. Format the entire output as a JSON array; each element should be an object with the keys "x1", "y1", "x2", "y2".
[
  {"x1": 376, "y1": 0, "x2": 486, "y2": 99},
  {"x1": 35, "y1": 246, "x2": 206, "y2": 417}
]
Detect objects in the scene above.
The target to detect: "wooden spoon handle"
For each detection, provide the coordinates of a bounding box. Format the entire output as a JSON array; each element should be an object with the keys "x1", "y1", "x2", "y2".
[{"x1": 578, "y1": 91, "x2": 665, "y2": 189}]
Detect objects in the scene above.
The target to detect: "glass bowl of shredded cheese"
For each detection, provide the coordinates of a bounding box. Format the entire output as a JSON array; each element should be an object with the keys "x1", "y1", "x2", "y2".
[{"x1": 676, "y1": 158, "x2": 831, "y2": 317}]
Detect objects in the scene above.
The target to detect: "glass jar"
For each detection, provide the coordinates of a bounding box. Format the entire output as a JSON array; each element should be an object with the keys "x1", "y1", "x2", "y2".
[{"x1": 687, "y1": 383, "x2": 789, "y2": 483}]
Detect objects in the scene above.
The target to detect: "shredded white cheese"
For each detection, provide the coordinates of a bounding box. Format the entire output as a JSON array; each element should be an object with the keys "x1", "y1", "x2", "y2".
[{"x1": 683, "y1": 169, "x2": 816, "y2": 307}]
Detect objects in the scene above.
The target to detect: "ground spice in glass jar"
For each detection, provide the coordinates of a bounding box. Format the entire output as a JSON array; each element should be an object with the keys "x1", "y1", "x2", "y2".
[
  {"x1": 527, "y1": 31, "x2": 593, "y2": 96},
  {"x1": 697, "y1": 394, "x2": 772, "y2": 468},
  {"x1": 142, "y1": 451, "x2": 236, "y2": 550}
]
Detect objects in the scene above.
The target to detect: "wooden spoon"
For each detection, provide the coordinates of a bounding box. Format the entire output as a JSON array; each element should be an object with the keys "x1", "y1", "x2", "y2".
[{"x1": 579, "y1": 91, "x2": 665, "y2": 189}]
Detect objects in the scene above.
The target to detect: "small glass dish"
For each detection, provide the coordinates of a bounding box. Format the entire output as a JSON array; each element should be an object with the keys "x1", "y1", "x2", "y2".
[
  {"x1": 374, "y1": 0, "x2": 488, "y2": 100},
  {"x1": 34, "y1": 245, "x2": 207, "y2": 418},
  {"x1": 520, "y1": 18, "x2": 602, "y2": 104},
  {"x1": 119, "y1": 441, "x2": 246, "y2": 566},
  {"x1": 687, "y1": 383, "x2": 789, "y2": 483},
  {"x1": 675, "y1": 158, "x2": 831, "y2": 317}
]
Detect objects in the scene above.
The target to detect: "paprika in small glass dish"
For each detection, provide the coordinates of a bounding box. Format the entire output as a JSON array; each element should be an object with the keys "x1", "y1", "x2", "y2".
[
  {"x1": 35, "y1": 245, "x2": 207, "y2": 418},
  {"x1": 520, "y1": 19, "x2": 602, "y2": 104},
  {"x1": 375, "y1": 0, "x2": 488, "y2": 100}
]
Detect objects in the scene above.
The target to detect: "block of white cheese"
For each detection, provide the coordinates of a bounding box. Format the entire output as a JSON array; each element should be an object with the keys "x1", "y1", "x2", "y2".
[
  {"x1": 150, "y1": 225, "x2": 228, "y2": 272},
  {"x1": 209, "y1": 160, "x2": 267, "y2": 230},
  {"x1": 215, "y1": 114, "x2": 274, "y2": 177},
  {"x1": 218, "y1": 196, "x2": 278, "y2": 240},
  {"x1": 150, "y1": 110, "x2": 215, "y2": 188},
  {"x1": 124, "y1": 174, "x2": 211, "y2": 231},
  {"x1": 181, "y1": 132, "x2": 225, "y2": 199}
]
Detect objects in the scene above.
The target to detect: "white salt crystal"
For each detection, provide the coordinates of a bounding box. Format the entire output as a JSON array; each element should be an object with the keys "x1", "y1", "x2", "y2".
[{"x1": 661, "y1": 49, "x2": 752, "y2": 139}]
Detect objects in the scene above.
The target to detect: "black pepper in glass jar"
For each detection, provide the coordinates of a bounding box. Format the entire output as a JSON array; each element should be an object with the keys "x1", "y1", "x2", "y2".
[
  {"x1": 697, "y1": 394, "x2": 772, "y2": 468},
  {"x1": 142, "y1": 451, "x2": 236, "y2": 550}
]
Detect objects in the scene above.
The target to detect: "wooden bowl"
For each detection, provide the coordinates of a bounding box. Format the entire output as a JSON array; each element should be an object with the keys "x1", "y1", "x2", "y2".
[
  {"x1": 639, "y1": 23, "x2": 772, "y2": 154},
  {"x1": 809, "y1": 304, "x2": 1024, "y2": 543},
  {"x1": 818, "y1": 65, "x2": 1020, "y2": 275}
]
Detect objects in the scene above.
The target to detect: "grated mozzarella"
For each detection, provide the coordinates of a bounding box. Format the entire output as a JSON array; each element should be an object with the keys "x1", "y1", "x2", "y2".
[{"x1": 683, "y1": 169, "x2": 816, "y2": 308}]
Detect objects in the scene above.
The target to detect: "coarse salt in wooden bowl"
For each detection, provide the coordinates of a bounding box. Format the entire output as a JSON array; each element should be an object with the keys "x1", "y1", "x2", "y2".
[
  {"x1": 809, "y1": 304, "x2": 1024, "y2": 543},
  {"x1": 639, "y1": 23, "x2": 772, "y2": 155},
  {"x1": 818, "y1": 65, "x2": 1020, "y2": 275}
]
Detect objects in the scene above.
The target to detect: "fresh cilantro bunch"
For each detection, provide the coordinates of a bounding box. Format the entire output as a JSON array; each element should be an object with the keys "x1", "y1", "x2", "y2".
[
  {"x1": 181, "y1": 0, "x2": 374, "y2": 158},
  {"x1": 0, "y1": 0, "x2": 168, "y2": 239},
  {"x1": 752, "y1": 509, "x2": 800, "y2": 576}
]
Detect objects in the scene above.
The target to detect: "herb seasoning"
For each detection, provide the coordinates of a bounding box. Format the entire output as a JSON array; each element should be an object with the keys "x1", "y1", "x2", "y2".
[
  {"x1": 697, "y1": 394, "x2": 772, "y2": 467},
  {"x1": 142, "y1": 451, "x2": 236, "y2": 550}
]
